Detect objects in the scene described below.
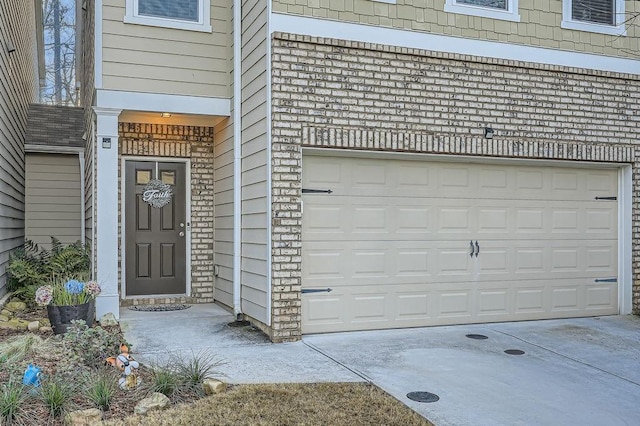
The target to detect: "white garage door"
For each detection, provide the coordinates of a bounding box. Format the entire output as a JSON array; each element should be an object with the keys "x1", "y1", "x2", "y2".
[{"x1": 301, "y1": 155, "x2": 619, "y2": 334}]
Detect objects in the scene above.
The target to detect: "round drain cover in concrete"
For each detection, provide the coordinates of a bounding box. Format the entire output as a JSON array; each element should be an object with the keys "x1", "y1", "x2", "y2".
[
  {"x1": 466, "y1": 334, "x2": 488, "y2": 340},
  {"x1": 407, "y1": 392, "x2": 440, "y2": 403},
  {"x1": 128, "y1": 304, "x2": 191, "y2": 312},
  {"x1": 504, "y1": 349, "x2": 525, "y2": 355}
]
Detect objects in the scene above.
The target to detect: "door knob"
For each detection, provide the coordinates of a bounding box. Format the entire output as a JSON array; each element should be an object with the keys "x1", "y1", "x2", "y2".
[{"x1": 179, "y1": 231, "x2": 185, "y2": 237}]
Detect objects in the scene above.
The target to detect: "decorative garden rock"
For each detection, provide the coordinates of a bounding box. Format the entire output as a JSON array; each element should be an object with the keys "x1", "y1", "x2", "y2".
[
  {"x1": 0, "y1": 318, "x2": 28, "y2": 330},
  {"x1": 99, "y1": 312, "x2": 118, "y2": 327},
  {"x1": 64, "y1": 408, "x2": 102, "y2": 426},
  {"x1": 4, "y1": 301, "x2": 27, "y2": 312},
  {"x1": 27, "y1": 321, "x2": 40, "y2": 332},
  {"x1": 39, "y1": 326, "x2": 53, "y2": 333},
  {"x1": 203, "y1": 378, "x2": 227, "y2": 395},
  {"x1": 0, "y1": 309, "x2": 12, "y2": 317},
  {"x1": 39, "y1": 318, "x2": 50, "y2": 327},
  {"x1": 0, "y1": 314, "x2": 9, "y2": 322},
  {"x1": 134, "y1": 392, "x2": 171, "y2": 415}
]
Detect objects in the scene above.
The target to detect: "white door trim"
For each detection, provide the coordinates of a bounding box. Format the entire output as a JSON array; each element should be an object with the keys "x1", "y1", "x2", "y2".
[
  {"x1": 120, "y1": 156, "x2": 192, "y2": 299},
  {"x1": 618, "y1": 165, "x2": 632, "y2": 315},
  {"x1": 303, "y1": 147, "x2": 631, "y2": 316}
]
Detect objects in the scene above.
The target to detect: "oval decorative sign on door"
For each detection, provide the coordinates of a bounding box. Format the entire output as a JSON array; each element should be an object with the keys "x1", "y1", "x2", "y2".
[{"x1": 142, "y1": 179, "x2": 173, "y2": 208}]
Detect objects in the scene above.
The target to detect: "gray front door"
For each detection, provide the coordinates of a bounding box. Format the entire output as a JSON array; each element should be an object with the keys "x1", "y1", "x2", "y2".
[{"x1": 125, "y1": 161, "x2": 187, "y2": 296}]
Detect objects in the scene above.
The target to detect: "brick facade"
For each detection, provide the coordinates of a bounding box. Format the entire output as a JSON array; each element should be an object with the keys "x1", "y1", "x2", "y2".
[
  {"x1": 118, "y1": 123, "x2": 215, "y2": 306},
  {"x1": 270, "y1": 33, "x2": 640, "y2": 341}
]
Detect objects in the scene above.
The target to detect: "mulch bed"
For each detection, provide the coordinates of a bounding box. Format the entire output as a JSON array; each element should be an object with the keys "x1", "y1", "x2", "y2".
[{"x1": 0, "y1": 304, "x2": 183, "y2": 425}]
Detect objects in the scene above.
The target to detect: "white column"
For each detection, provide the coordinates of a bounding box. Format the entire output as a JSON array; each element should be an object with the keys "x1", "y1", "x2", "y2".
[{"x1": 93, "y1": 107, "x2": 122, "y2": 319}]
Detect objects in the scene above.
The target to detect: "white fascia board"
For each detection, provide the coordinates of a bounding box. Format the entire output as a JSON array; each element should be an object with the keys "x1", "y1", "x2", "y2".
[
  {"x1": 270, "y1": 13, "x2": 640, "y2": 76},
  {"x1": 96, "y1": 90, "x2": 231, "y2": 116}
]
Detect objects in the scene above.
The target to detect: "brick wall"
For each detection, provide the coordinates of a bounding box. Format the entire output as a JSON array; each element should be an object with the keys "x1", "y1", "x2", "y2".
[
  {"x1": 270, "y1": 33, "x2": 640, "y2": 340},
  {"x1": 118, "y1": 123, "x2": 215, "y2": 305}
]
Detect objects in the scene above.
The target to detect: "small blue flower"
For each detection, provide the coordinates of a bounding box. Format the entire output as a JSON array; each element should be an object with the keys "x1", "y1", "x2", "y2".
[{"x1": 64, "y1": 279, "x2": 85, "y2": 295}]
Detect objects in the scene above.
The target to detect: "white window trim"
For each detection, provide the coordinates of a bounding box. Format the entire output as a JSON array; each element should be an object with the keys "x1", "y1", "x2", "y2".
[
  {"x1": 369, "y1": 0, "x2": 397, "y2": 4},
  {"x1": 444, "y1": 0, "x2": 520, "y2": 22},
  {"x1": 124, "y1": 0, "x2": 212, "y2": 33},
  {"x1": 561, "y1": 0, "x2": 626, "y2": 36}
]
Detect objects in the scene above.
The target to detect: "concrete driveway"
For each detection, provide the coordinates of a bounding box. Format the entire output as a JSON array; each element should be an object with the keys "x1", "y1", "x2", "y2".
[{"x1": 304, "y1": 316, "x2": 640, "y2": 426}]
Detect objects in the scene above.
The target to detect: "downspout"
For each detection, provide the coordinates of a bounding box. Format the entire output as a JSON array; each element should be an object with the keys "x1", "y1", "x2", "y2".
[
  {"x1": 79, "y1": 151, "x2": 86, "y2": 244},
  {"x1": 232, "y1": 0, "x2": 242, "y2": 318}
]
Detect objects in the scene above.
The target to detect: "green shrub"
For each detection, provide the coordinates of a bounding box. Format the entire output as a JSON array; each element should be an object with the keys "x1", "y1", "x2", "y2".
[
  {"x1": 38, "y1": 375, "x2": 76, "y2": 417},
  {"x1": 84, "y1": 369, "x2": 118, "y2": 411},
  {"x1": 62, "y1": 320, "x2": 126, "y2": 370},
  {"x1": 174, "y1": 350, "x2": 225, "y2": 389},
  {"x1": 0, "y1": 379, "x2": 29, "y2": 424},
  {"x1": 6, "y1": 238, "x2": 91, "y2": 301},
  {"x1": 148, "y1": 366, "x2": 181, "y2": 398},
  {"x1": 45, "y1": 239, "x2": 90, "y2": 281},
  {"x1": 6, "y1": 240, "x2": 46, "y2": 293}
]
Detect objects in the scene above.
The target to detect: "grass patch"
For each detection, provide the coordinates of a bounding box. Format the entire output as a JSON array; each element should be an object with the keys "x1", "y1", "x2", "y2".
[{"x1": 105, "y1": 382, "x2": 432, "y2": 426}]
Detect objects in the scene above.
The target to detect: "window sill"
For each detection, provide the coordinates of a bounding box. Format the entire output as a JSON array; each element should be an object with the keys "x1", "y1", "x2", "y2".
[
  {"x1": 369, "y1": 0, "x2": 397, "y2": 4},
  {"x1": 123, "y1": 15, "x2": 212, "y2": 33},
  {"x1": 561, "y1": 19, "x2": 626, "y2": 36},
  {"x1": 444, "y1": 4, "x2": 520, "y2": 22}
]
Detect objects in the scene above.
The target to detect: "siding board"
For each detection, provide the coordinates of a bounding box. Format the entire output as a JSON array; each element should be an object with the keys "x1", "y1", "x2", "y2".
[
  {"x1": 0, "y1": 0, "x2": 39, "y2": 295},
  {"x1": 25, "y1": 154, "x2": 82, "y2": 247},
  {"x1": 240, "y1": 0, "x2": 269, "y2": 325},
  {"x1": 101, "y1": 0, "x2": 231, "y2": 98}
]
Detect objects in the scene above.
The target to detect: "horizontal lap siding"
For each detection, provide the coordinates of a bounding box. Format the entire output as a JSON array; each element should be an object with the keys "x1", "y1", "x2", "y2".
[
  {"x1": 101, "y1": 0, "x2": 231, "y2": 97},
  {"x1": 214, "y1": 118, "x2": 234, "y2": 308},
  {"x1": 25, "y1": 154, "x2": 82, "y2": 247},
  {"x1": 0, "y1": 0, "x2": 39, "y2": 294},
  {"x1": 240, "y1": 0, "x2": 269, "y2": 324}
]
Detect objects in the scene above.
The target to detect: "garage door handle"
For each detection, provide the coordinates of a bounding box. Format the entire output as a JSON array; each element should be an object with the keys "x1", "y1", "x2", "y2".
[
  {"x1": 469, "y1": 240, "x2": 474, "y2": 257},
  {"x1": 475, "y1": 241, "x2": 480, "y2": 257}
]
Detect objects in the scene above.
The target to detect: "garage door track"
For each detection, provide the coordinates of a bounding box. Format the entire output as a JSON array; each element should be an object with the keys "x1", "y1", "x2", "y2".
[{"x1": 304, "y1": 316, "x2": 640, "y2": 426}]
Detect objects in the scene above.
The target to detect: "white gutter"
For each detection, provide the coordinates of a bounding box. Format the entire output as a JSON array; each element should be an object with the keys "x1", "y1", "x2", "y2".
[
  {"x1": 79, "y1": 151, "x2": 86, "y2": 244},
  {"x1": 232, "y1": 0, "x2": 242, "y2": 318}
]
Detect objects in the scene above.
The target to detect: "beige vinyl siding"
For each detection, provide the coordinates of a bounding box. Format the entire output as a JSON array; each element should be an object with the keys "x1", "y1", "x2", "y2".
[
  {"x1": 240, "y1": 0, "x2": 269, "y2": 323},
  {"x1": 272, "y1": 0, "x2": 640, "y2": 59},
  {"x1": 101, "y1": 0, "x2": 231, "y2": 98},
  {"x1": 0, "y1": 0, "x2": 40, "y2": 295},
  {"x1": 85, "y1": 124, "x2": 94, "y2": 248},
  {"x1": 25, "y1": 154, "x2": 82, "y2": 248},
  {"x1": 213, "y1": 117, "x2": 234, "y2": 308}
]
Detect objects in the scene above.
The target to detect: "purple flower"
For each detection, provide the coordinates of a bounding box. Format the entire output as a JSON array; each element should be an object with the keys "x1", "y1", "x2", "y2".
[
  {"x1": 64, "y1": 279, "x2": 84, "y2": 295},
  {"x1": 35, "y1": 286, "x2": 53, "y2": 306},
  {"x1": 85, "y1": 281, "x2": 101, "y2": 297}
]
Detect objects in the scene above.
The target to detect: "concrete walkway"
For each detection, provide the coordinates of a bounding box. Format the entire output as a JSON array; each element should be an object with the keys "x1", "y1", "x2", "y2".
[
  {"x1": 119, "y1": 303, "x2": 363, "y2": 384},
  {"x1": 121, "y1": 306, "x2": 640, "y2": 425}
]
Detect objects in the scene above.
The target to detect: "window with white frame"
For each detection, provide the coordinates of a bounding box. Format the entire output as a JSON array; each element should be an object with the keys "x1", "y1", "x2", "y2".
[
  {"x1": 124, "y1": 0, "x2": 212, "y2": 32},
  {"x1": 444, "y1": 0, "x2": 520, "y2": 22},
  {"x1": 562, "y1": 0, "x2": 625, "y2": 35}
]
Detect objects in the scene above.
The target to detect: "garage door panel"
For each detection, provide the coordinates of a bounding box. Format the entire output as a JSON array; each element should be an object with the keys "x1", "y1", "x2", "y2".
[{"x1": 302, "y1": 155, "x2": 619, "y2": 333}]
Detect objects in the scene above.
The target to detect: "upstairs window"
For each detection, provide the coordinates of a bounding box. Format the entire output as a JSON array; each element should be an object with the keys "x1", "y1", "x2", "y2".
[
  {"x1": 444, "y1": 0, "x2": 520, "y2": 22},
  {"x1": 125, "y1": 0, "x2": 212, "y2": 32},
  {"x1": 562, "y1": 0, "x2": 625, "y2": 35},
  {"x1": 456, "y1": 0, "x2": 507, "y2": 10},
  {"x1": 138, "y1": 0, "x2": 199, "y2": 22}
]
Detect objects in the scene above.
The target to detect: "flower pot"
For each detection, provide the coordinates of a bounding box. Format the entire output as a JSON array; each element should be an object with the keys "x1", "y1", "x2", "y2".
[{"x1": 47, "y1": 300, "x2": 95, "y2": 335}]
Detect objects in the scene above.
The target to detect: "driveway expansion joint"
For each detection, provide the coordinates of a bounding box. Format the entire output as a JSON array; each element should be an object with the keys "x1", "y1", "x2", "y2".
[
  {"x1": 302, "y1": 340, "x2": 372, "y2": 383},
  {"x1": 492, "y1": 329, "x2": 640, "y2": 388}
]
